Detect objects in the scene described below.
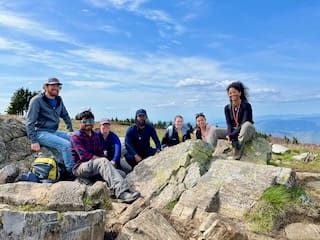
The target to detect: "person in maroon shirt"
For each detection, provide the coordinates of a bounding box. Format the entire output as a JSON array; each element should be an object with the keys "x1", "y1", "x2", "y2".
[{"x1": 70, "y1": 110, "x2": 140, "y2": 203}]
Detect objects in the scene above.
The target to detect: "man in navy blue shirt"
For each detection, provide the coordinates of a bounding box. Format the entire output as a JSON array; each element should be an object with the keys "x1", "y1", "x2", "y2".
[{"x1": 124, "y1": 109, "x2": 161, "y2": 170}]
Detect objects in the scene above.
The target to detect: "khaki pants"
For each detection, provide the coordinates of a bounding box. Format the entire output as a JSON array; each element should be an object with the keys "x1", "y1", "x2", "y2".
[
  {"x1": 207, "y1": 127, "x2": 228, "y2": 147},
  {"x1": 73, "y1": 158, "x2": 129, "y2": 198},
  {"x1": 207, "y1": 122, "x2": 255, "y2": 147},
  {"x1": 238, "y1": 121, "x2": 255, "y2": 144}
]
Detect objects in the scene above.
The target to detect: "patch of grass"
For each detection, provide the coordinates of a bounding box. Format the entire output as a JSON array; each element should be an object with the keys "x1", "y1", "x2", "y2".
[
  {"x1": 270, "y1": 144, "x2": 320, "y2": 171},
  {"x1": 57, "y1": 212, "x2": 64, "y2": 220},
  {"x1": 245, "y1": 185, "x2": 306, "y2": 233},
  {"x1": 165, "y1": 198, "x2": 179, "y2": 210},
  {"x1": 16, "y1": 204, "x2": 48, "y2": 211},
  {"x1": 82, "y1": 193, "x2": 112, "y2": 211}
]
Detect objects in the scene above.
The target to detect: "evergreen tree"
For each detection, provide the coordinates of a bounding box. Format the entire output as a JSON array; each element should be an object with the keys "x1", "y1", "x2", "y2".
[
  {"x1": 292, "y1": 137, "x2": 299, "y2": 144},
  {"x1": 7, "y1": 88, "x2": 39, "y2": 115}
]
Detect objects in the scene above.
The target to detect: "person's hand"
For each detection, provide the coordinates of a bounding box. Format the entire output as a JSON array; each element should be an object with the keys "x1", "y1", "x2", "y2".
[
  {"x1": 110, "y1": 160, "x2": 116, "y2": 166},
  {"x1": 31, "y1": 143, "x2": 40, "y2": 152},
  {"x1": 134, "y1": 154, "x2": 142, "y2": 163},
  {"x1": 226, "y1": 135, "x2": 231, "y2": 143}
]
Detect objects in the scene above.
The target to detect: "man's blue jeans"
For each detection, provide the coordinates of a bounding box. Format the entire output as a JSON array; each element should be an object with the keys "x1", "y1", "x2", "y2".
[{"x1": 36, "y1": 130, "x2": 73, "y2": 172}]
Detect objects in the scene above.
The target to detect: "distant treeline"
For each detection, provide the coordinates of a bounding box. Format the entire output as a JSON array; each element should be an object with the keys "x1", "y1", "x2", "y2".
[
  {"x1": 256, "y1": 132, "x2": 299, "y2": 144},
  {"x1": 110, "y1": 117, "x2": 194, "y2": 132}
]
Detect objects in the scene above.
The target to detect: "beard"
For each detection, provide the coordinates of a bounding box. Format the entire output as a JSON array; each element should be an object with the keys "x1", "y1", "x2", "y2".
[{"x1": 136, "y1": 119, "x2": 146, "y2": 127}]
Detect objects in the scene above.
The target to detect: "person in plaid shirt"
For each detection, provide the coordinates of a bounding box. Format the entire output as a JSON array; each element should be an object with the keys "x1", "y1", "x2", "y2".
[{"x1": 70, "y1": 110, "x2": 140, "y2": 204}]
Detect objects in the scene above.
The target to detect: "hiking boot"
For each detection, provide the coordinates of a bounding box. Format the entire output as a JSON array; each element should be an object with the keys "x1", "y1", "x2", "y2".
[
  {"x1": 233, "y1": 144, "x2": 244, "y2": 160},
  {"x1": 118, "y1": 190, "x2": 141, "y2": 204}
]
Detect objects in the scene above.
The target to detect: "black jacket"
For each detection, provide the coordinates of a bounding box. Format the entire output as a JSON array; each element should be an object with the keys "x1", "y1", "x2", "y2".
[{"x1": 161, "y1": 125, "x2": 191, "y2": 147}]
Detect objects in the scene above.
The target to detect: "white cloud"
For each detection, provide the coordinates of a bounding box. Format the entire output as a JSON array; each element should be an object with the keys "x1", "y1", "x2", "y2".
[
  {"x1": 156, "y1": 101, "x2": 176, "y2": 107},
  {"x1": 85, "y1": 0, "x2": 185, "y2": 35},
  {"x1": 251, "y1": 88, "x2": 279, "y2": 94},
  {"x1": 85, "y1": 0, "x2": 146, "y2": 9},
  {"x1": 0, "y1": 10, "x2": 75, "y2": 43},
  {"x1": 68, "y1": 48, "x2": 133, "y2": 69},
  {"x1": 215, "y1": 80, "x2": 235, "y2": 88},
  {"x1": 0, "y1": 37, "x2": 33, "y2": 51},
  {"x1": 69, "y1": 81, "x2": 117, "y2": 88},
  {"x1": 175, "y1": 78, "x2": 211, "y2": 87}
]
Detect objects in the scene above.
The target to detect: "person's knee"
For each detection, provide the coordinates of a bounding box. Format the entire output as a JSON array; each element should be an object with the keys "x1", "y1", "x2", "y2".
[{"x1": 239, "y1": 122, "x2": 255, "y2": 142}]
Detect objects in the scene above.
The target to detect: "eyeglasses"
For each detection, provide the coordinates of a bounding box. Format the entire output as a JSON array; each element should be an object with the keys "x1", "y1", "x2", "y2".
[
  {"x1": 195, "y1": 112, "x2": 205, "y2": 118},
  {"x1": 81, "y1": 118, "x2": 95, "y2": 124}
]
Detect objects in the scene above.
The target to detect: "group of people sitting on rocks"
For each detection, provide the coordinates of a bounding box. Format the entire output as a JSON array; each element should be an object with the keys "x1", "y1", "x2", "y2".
[{"x1": 25, "y1": 77, "x2": 256, "y2": 203}]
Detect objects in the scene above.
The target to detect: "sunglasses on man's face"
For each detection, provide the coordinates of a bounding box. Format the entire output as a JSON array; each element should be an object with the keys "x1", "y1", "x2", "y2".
[
  {"x1": 81, "y1": 118, "x2": 95, "y2": 124},
  {"x1": 47, "y1": 84, "x2": 62, "y2": 89}
]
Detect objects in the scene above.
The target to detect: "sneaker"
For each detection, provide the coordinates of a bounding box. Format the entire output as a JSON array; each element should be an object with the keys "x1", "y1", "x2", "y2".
[{"x1": 118, "y1": 190, "x2": 141, "y2": 204}]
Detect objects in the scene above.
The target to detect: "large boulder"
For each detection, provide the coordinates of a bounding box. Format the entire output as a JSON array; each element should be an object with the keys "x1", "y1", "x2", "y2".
[
  {"x1": 171, "y1": 160, "x2": 295, "y2": 221},
  {"x1": 0, "y1": 181, "x2": 111, "y2": 211},
  {"x1": 0, "y1": 204, "x2": 105, "y2": 240},
  {"x1": 213, "y1": 137, "x2": 272, "y2": 164},
  {"x1": 126, "y1": 140, "x2": 214, "y2": 209}
]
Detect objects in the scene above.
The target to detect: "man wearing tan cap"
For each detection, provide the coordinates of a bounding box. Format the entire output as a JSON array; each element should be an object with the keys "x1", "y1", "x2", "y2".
[{"x1": 26, "y1": 77, "x2": 74, "y2": 174}]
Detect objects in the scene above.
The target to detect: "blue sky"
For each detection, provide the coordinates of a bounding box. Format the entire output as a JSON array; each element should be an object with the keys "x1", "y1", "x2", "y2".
[{"x1": 0, "y1": 0, "x2": 319, "y2": 124}]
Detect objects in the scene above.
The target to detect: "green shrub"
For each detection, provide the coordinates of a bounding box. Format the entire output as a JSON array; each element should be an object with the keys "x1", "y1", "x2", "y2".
[{"x1": 245, "y1": 185, "x2": 306, "y2": 233}]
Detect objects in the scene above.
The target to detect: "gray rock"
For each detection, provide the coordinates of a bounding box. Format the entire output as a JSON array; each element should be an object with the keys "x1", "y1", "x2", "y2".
[
  {"x1": 0, "y1": 208, "x2": 105, "y2": 240},
  {"x1": 0, "y1": 141, "x2": 7, "y2": 164},
  {"x1": 126, "y1": 140, "x2": 213, "y2": 209},
  {"x1": 242, "y1": 137, "x2": 272, "y2": 164},
  {"x1": 171, "y1": 160, "x2": 295, "y2": 221},
  {"x1": 0, "y1": 164, "x2": 19, "y2": 184},
  {"x1": 0, "y1": 117, "x2": 26, "y2": 143},
  {"x1": 296, "y1": 172, "x2": 320, "y2": 182},
  {"x1": 198, "y1": 213, "x2": 248, "y2": 240},
  {"x1": 272, "y1": 144, "x2": 290, "y2": 154},
  {"x1": 285, "y1": 222, "x2": 320, "y2": 240},
  {"x1": 6, "y1": 136, "x2": 32, "y2": 162},
  {"x1": 117, "y1": 208, "x2": 183, "y2": 240},
  {"x1": 214, "y1": 137, "x2": 272, "y2": 164},
  {"x1": 0, "y1": 181, "x2": 111, "y2": 211},
  {"x1": 293, "y1": 152, "x2": 316, "y2": 162}
]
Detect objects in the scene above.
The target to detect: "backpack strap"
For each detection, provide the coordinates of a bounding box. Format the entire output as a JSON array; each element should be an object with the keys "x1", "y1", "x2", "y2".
[{"x1": 167, "y1": 125, "x2": 174, "y2": 139}]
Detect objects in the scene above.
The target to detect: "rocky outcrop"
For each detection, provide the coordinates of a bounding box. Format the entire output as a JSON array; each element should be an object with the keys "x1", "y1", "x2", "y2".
[
  {"x1": 0, "y1": 204, "x2": 105, "y2": 240},
  {"x1": 126, "y1": 140, "x2": 214, "y2": 210},
  {"x1": 0, "y1": 116, "x2": 318, "y2": 240},
  {"x1": 171, "y1": 160, "x2": 295, "y2": 220},
  {"x1": 0, "y1": 181, "x2": 111, "y2": 211},
  {"x1": 0, "y1": 116, "x2": 31, "y2": 165},
  {"x1": 0, "y1": 181, "x2": 109, "y2": 239}
]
